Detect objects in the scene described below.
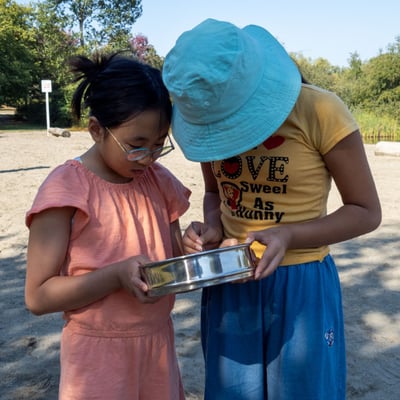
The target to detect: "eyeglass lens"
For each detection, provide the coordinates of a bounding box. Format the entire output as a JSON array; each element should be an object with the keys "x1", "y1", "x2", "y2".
[{"x1": 126, "y1": 145, "x2": 173, "y2": 161}]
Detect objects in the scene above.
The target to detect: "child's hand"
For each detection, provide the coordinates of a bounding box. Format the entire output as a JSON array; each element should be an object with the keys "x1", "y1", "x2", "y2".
[
  {"x1": 246, "y1": 227, "x2": 290, "y2": 280},
  {"x1": 117, "y1": 256, "x2": 160, "y2": 304},
  {"x1": 219, "y1": 238, "x2": 239, "y2": 248},
  {"x1": 183, "y1": 221, "x2": 223, "y2": 254}
]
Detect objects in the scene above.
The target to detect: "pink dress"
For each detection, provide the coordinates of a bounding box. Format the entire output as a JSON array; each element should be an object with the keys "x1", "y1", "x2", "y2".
[{"x1": 26, "y1": 159, "x2": 191, "y2": 400}]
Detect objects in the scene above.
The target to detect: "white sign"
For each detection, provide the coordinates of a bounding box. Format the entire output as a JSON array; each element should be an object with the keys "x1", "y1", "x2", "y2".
[
  {"x1": 41, "y1": 80, "x2": 52, "y2": 93},
  {"x1": 41, "y1": 80, "x2": 52, "y2": 134}
]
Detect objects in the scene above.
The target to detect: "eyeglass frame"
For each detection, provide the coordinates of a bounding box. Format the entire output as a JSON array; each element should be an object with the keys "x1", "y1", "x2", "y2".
[{"x1": 105, "y1": 126, "x2": 175, "y2": 161}]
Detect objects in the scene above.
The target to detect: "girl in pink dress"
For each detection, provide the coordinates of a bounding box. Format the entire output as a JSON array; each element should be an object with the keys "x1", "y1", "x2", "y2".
[{"x1": 25, "y1": 53, "x2": 190, "y2": 400}]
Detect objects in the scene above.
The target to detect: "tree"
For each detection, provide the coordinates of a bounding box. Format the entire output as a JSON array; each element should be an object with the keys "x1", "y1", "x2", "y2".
[
  {"x1": 291, "y1": 53, "x2": 340, "y2": 91},
  {"x1": 0, "y1": 0, "x2": 36, "y2": 105},
  {"x1": 0, "y1": 0, "x2": 167, "y2": 126},
  {"x1": 48, "y1": 0, "x2": 143, "y2": 50},
  {"x1": 25, "y1": 1, "x2": 80, "y2": 125},
  {"x1": 130, "y1": 34, "x2": 164, "y2": 70},
  {"x1": 357, "y1": 52, "x2": 400, "y2": 121},
  {"x1": 347, "y1": 52, "x2": 362, "y2": 79}
]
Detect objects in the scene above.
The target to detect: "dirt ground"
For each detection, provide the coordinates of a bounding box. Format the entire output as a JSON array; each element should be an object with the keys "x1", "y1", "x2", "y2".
[{"x1": 0, "y1": 130, "x2": 399, "y2": 399}]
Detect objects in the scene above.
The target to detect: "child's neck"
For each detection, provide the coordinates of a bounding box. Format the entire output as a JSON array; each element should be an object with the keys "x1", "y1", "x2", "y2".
[{"x1": 80, "y1": 147, "x2": 133, "y2": 184}]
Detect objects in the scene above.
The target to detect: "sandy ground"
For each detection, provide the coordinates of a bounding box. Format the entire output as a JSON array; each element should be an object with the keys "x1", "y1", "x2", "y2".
[{"x1": 0, "y1": 130, "x2": 399, "y2": 399}]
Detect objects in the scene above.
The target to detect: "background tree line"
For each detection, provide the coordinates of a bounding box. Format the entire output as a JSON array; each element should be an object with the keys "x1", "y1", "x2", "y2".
[
  {"x1": 1, "y1": 0, "x2": 399, "y2": 141},
  {"x1": 0, "y1": 0, "x2": 161, "y2": 127}
]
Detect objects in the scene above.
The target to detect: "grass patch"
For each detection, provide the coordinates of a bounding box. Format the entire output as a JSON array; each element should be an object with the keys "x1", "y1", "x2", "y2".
[{"x1": 354, "y1": 110, "x2": 400, "y2": 143}]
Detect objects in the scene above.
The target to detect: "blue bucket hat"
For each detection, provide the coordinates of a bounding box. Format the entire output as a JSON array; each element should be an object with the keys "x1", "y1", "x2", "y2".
[{"x1": 162, "y1": 18, "x2": 301, "y2": 162}]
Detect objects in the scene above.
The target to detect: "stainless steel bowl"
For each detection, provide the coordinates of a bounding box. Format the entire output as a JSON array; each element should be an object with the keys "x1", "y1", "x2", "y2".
[{"x1": 140, "y1": 243, "x2": 255, "y2": 296}]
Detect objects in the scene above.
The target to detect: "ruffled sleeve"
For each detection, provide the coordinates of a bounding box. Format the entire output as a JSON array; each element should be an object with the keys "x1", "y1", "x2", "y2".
[
  {"x1": 150, "y1": 162, "x2": 191, "y2": 223},
  {"x1": 26, "y1": 160, "x2": 90, "y2": 228}
]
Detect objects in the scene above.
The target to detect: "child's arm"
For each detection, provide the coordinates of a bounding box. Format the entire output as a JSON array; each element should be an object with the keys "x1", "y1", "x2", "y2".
[
  {"x1": 182, "y1": 162, "x2": 224, "y2": 253},
  {"x1": 248, "y1": 130, "x2": 382, "y2": 279},
  {"x1": 25, "y1": 207, "x2": 152, "y2": 316},
  {"x1": 170, "y1": 219, "x2": 184, "y2": 257}
]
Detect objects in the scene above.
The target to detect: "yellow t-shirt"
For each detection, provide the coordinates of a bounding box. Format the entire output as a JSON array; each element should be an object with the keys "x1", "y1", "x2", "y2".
[{"x1": 212, "y1": 84, "x2": 359, "y2": 265}]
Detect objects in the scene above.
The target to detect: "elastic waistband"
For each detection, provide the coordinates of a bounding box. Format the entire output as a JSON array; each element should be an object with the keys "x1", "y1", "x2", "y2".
[{"x1": 63, "y1": 318, "x2": 171, "y2": 338}]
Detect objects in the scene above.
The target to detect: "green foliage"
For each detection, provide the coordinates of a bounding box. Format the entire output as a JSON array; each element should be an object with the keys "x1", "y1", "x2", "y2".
[
  {"x1": 26, "y1": 1, "x2": 80, "y2": 125},
  {"x1": 0, "y1": 0, "x2": 82, "y2": 125},
  {"x1": 0, "y1": 0, "x2": 36, "y2": 105},
  {"x1": 48, "y1": 0, "x2": 142, "y2": 49},
  {"x1": 1, "y1": 1, "x2": 399, "y2": 136},
  {"x1": 354, "y1": 53, "x2": 400, "y2": 121},
  {"x1": 292, "y1": 39, "x2": 400, "y2": 136},
  {"x1": 292, "y1": 53, "x2": 341, "y2": 91}
]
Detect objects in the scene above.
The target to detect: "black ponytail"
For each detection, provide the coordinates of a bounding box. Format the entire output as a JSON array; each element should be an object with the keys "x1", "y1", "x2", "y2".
[{"x1": 69, "y1": 52, "x2": 172, "y2": 128}]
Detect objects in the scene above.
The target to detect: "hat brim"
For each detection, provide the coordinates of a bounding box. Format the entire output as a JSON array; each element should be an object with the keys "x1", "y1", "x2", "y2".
[{"x1": 171, "y1": 25, "x2": 301, "y2": 162}]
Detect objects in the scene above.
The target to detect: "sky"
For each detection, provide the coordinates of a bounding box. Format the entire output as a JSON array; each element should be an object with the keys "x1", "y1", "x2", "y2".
[{"x1": 132, "y1": 0, "x2": 400, "y2": 67}]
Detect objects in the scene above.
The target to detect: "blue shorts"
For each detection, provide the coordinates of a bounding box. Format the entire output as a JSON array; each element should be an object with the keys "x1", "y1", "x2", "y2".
[{"x1": 201, "y1": 254, "x2": 346, "y2": 400}]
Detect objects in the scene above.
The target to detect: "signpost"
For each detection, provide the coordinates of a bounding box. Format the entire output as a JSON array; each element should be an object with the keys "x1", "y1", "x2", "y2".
[{"x1": 41, "y1": 80, "x2": 52, "y2": 136}]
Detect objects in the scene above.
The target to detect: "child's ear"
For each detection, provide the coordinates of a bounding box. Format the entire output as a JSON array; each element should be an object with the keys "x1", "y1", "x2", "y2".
[{"x1": 88, "y1": 116, "x2": 104, "y2": 143}]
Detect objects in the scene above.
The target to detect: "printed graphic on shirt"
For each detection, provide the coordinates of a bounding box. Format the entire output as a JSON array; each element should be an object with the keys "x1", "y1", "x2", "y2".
[
  {"x1": 325, "y1": 328, "x2": 335, "y2": 347},
  {"x1": 213, "y1": 135, "x2": 287, "y2": 224}
]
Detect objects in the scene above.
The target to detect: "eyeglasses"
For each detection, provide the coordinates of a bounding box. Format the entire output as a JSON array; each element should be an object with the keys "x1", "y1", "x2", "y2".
[{"x1": 106, "y1": 127, "x2": 174, "y2": 161}]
